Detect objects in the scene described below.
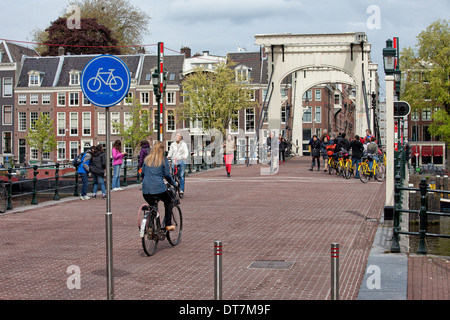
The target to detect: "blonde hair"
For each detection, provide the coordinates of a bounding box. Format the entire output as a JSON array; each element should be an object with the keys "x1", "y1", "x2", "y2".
[{"x1": 144, "y1": 142, "x2": 164, "y2": 167}]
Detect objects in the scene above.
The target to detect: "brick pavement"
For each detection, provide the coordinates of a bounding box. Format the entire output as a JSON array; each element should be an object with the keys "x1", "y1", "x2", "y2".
[{"x1": 0, "y1": 156, "x2": 446, "y2": 300}]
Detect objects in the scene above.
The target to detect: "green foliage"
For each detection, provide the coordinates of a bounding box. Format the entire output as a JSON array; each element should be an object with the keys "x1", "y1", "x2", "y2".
[
  {"x1": 112, "y1": 98, "x2": 152, "y2": 156},
  {"x1": 25, "y1": 113, "x2": 57, "y2": 164},
  {"x1": 179, "y1": 59, "x2": 258, "y2": 136}
]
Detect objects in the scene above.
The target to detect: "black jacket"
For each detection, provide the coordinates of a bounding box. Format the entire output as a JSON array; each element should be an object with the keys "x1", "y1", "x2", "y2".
[
  {"x1": 349, "y1": 140, "x2": 364, "y2": 159},
  {"x1": 89, "y1": 151, "x2": 106, "y2": 176},
  {"x1": 336, "y1": 138, "x2": 350, "y2": 152}
]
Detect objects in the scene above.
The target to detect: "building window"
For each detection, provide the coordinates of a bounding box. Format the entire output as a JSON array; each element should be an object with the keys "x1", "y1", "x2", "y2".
[
  {"x1": 281, "y1": 106, "x2": 286, "y2": 123},
  {"x1": 422, "y1": 108, "x2": 432, "y2": 121},
  {"x1": 141, "y1": 92, "x2": 149, "y2": 105},
  {"x1": 167, "y1": 92, "x2": 176, "y2": 105},
  {"x1": 315, "y1": 106, "x2": 322, "y2": 123},
  {"x1": 28, "y1": 71, "x2": 41, "y2": 87},
  {"x1": 70, "y1": 112, "x2": 78, "y2": 135},
  {"x1": 125, "y1": 92, "x2": 133, "y2": 105},
  {"x1": 82, "y1": 94, "x2": 91, "y2": 106},
  {"x1": 111, "y1": 112, "x2": 120, "y2": 134},
  {"x1": 30, "y1": 112, "x2": 38, "y2": 130},
  {"x1": 315, "y1": 89, "x2": 321, "y2": 101},
  {"x1": 153, "y1": 109, "x2": 159, "y2": 131},
  {"x1": 69, "y1": 92, "x2": 79, "y2": 106},
  {"x1": 3, "y1": 132, "x2": 12, "y2": 154},
  {"x1": 2, "y1": 78, "x2": 12, "y2": 97},
  {"x1": 411, "y1": 125, "x2": 419, "y2": 141},
  {"x1": 58, "y1": 93, "x2": 66, "y2": 106},
  {"x1": 18, "y1": 112, "x2": 26, "y2": 131},
  {"x1": 303, "y1": 90, "x2": 312, "y2": 101},
  {"x1": 57, "y1": 113, "x2": 66, "y2": 135},
  {"x1": 98, "y1": 112, "x2": 106, "y2": 135},
  {"x1": 411, "y1": 110, "x2": 419, "y2": 121},
  {"x1": 18, "y1": 94, "x2": 27, "y2": 105},
  {"x1": 82, "y1": 112, "x2": 91, "y2": 136},
  {"x1": 303, "y1": 106, "x2": 312, "y2": 122},
  {"x1": 42, "y1": 94, "x2": 50, "y2": 105},
  {"x1": 167, "y1": 110, "x2": 175, "y2": 131},
  {"x1": 57, "y1": 141, "x2": 66, "y2": 160},
  {"x1": 245, "y1": 108, "x2": 255, "y2": 133},
  {"x1": 230, "y1": 110, "x2": 239, "y2": 133},
  {"x1": 70, "y1": 141, "x2": 78, "y2": 160},
  {"x1": 124, "y1": 112, "x2": 132, "y2": 129},
  {"x1": 3, "y1": 106, "x2": 12, "y2": 125},
  {"x1": 69, "y1": 72, "x2": 80, "y2": 85},
  {"x1": 30, "y1": 94, "x2": 39, "y2": 105},
  {"x1": 30, "y1": 148, "x2": 38, "y2": 160},
  {"x1": 334, "y1": 94, "x2": 340, "y2": 105}
]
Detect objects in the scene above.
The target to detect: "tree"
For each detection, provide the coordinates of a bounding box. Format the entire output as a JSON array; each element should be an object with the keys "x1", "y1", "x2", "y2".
[
  {"x1": 32, "y1": 0, "x2": 150, "y2": 55},
  {"x1": 179, "y1": 59, "x2": 258, "y2": 136},
  {"x1": 68, "y1": 0, "x2": 150, "y2": 54},
  {"x1": 401, "y1": 19, "x2": 450, "y2": 142},
  {"x1": 25, "y1": 113, "x2": 58, "y2": 164},
  {"x1": 40, "y1": 17, "x2": 120, "y2": 56},
  {"x1": 111, "y1": 98, "x2": 152, "y2": 157}
]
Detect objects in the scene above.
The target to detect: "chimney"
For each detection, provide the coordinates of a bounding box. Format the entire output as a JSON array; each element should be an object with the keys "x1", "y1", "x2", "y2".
[
  {"x1": 180, "y1": 46, "x2": 191, "y2": 58},
  {"x1": 58, "y1": 47, "x2": 65, "y2": 56}
]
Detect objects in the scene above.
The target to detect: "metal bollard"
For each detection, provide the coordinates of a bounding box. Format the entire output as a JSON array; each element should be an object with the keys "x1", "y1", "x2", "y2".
[
  {"x1": 214, "y1": 241, "x2": 222, "y2": 300},
  {"x1": 331, "y1": 243, "x2": 339, "y2": 300}
]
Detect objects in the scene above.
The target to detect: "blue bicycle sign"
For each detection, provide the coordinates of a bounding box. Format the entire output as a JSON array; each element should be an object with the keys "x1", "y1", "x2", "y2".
[{"x1": 81, "y1": 55, "x2": 130, "y2": 108}]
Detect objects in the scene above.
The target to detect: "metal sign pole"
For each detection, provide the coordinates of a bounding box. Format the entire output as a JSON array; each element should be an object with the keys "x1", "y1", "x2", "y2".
[{"x1": 105, "y1": 106, "x2": 114, "y2": 300}]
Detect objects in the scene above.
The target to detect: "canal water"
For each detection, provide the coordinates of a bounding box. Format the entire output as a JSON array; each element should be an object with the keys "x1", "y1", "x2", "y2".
[{"x1": 409, "y1": 217, "x2": 450, "y2": 256}]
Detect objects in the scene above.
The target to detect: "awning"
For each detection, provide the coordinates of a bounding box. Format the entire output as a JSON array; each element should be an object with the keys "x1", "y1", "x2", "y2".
[
  {"x1": 411, "y1": 145, "x2": 420, "y2": 156},
  {"x1": 422, "y1": 146, "x2": 432, "y2": 157},
  {"x1": 433, "y1": 146, "x2": 444, "y2": 157}
]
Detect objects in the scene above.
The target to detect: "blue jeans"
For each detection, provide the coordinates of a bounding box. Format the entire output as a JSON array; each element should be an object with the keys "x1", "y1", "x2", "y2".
[
  {"x1": 92, "y1": 173, "x2": 106, "y2": 195},
  {"x1": 80, "y1": 173, "x2": 89, "y2": 196},
  {"x1": 352, "y1": 157, "x2": 362, "y2": 178},
  {"x1": 173, "y1": 160, "x2": 186, "y2": 192},
  {"x1": 112, "y1": 164, "x2": 121, "y2": 189}
]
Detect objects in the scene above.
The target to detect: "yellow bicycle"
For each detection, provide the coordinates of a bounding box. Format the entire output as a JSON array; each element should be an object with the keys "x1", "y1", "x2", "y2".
[{"x1": 358, "y1": 155, "x2": 384, "y2": 183}]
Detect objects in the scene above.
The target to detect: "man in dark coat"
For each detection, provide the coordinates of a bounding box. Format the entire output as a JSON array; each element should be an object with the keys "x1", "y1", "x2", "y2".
[{"x1": 349, "y1": 135, "x2": 364, "y2": 179}]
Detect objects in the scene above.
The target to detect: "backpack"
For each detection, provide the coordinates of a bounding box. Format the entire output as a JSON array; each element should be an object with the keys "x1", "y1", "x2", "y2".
[
  {"x1": 72, "y1": 152, "x2": 86, "y2": 167},
  {"x1": 326, "y1": 144, "x2": 336, "y2": 156}
]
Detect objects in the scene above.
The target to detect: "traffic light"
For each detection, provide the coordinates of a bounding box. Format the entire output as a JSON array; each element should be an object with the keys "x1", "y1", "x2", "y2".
[
  {"x1": 394, "y1": 101, "x2": 410, "y2": 118},
  {"x1": 371, "y1": 92, "x2": 376, "y2": 109}
]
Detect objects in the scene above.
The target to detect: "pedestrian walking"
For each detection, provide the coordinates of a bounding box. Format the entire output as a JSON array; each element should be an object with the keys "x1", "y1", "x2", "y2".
[
  {"x1": 78, "y1": 146, "x2": 94, "y2": 200},
  {"x1": 223, "y1": 134, "x2": 235, "y2": 177},
  {"x1": 112, "y1": 140, "x2": 127, "y2": 191},
  {"x1": 138, "y1": 140, "x2": 151, "y2": 172},
  {"x1": 90, "y1": 145, "x2": 107, "y2": 199},
  {"x1": 309, "y1": 135, "x2": 321, "y2": 171},
  {"x1": 349, "y1": 135, "x2": 364, "y2": 179},
  {"x1": 141, "y1": 141, "x2": 178, "y2": 231},
  {"x1": 321, "y1": 135, "x2": 330, "y2": 172},
  {"x1": 279, "y1": 135, "x2": 287, "y2": 165}
]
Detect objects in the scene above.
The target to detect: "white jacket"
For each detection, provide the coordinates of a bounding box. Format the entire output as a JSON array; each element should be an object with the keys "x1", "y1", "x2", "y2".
[{"x1": 168, "y1": 140, "x2": 189, "y2": 161}]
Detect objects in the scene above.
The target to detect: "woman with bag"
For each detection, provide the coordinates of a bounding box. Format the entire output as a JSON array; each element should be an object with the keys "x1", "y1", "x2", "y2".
[
  {"x1": 112, "y1": 140, "x2": 127, "y2": 191},
  {"x1": 309, "y1": 135, "x2": 321, "y2": 171}
]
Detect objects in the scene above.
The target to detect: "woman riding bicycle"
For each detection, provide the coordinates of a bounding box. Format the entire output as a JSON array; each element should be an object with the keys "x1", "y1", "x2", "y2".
[{"x1": 141, "y1": 141, "x2": 178, "y2": 231}]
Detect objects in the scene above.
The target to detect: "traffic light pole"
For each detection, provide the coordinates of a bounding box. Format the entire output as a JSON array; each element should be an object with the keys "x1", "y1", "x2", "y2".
[{"x1": 157, "y1": 42, "x2": 164, "y2": 142}]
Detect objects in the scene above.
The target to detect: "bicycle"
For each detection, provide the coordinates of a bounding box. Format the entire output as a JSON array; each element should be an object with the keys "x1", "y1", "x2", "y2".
[
  {"x1": 87, "y1": 68, "x2": 124, "y2": 92},
  {"x1": 358, "y1": 155, "x2": 384, "y2": 183},
  {"x1": 0, "y1": 180, "x2": 7, "y2": 213},
  {"x1": 168, "y1": 158, "x2": 183, "y2": 199},
  {"x1": 138, "y1": 189, "x2": 183, "y2": 256}
]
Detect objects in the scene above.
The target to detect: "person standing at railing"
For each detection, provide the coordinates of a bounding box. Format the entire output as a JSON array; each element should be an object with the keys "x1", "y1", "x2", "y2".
[
  {"x1": 78, "y1": 146, "x2": 94, "y2": 200},
  {"x1": 138, "y1": 140, "x2": 151, "y2": 173},
  {"x1": 112, "y1": 140, "x2": 127, "y2": 191},
  {"x1": 223, "y1": 134, "x2": 235, "y2": 177},
  {"x1": 90, "y1": 145, "x2": 107, "y2": 199}
]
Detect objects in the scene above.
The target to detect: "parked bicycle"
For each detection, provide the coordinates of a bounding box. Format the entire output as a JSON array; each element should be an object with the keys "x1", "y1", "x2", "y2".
[
  {"x1": 358, "y1": 155, "x2": 384, "y2": 183},
  {"x1": 138, "y1": 184, "x2": 183, "y2": 256}
]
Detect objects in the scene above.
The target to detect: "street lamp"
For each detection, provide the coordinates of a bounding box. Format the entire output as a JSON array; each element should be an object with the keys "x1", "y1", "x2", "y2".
[{"x1": 382, "y1": 39, "x2": 396, "y2": 75}]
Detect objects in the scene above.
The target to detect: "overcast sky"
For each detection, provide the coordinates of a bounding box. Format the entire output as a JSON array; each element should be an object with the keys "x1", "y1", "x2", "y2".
[{"x1": 1, "y1": 0, "x2": 449, "y2": 97}]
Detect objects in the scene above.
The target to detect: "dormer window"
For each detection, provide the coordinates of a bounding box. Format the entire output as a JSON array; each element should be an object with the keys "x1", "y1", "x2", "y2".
[
  {"x1": 69, "y1": 70, "x2": 81, "y2": 85},
  {"x1": 235, "y1": 65, "x2": 252, "y2": 82},
  {"x1": 28, "y1": 70, "x2": 43, "y2": 87}
]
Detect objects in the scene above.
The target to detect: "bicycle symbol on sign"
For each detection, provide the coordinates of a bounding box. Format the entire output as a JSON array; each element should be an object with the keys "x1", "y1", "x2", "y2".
[{"x1": 87, "y1": 68, "x2": 124, "y2": 92}]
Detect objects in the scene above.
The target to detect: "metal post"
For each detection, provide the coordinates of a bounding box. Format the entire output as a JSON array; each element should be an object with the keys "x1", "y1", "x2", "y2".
[
  {"x1": 53, "y1": 162, "x2": 60, "y2": 200},
  {"x1": 417, "y1": 178, "x2": 428, "y2": 254},
  {"x1": 331, "y1": 243, "x2": 339, "y2": 300},
  {"x1": 385, "y1": 75, "x2": 395, "y2": 207},
  {"x1": 391, "y1": 174, "x2": 402, "y2": 252},
  {"x1": 214, "y1": 241, "x2": 222, "y2": 300},
  {"x1": 31, "y1": 165, "x2": 38, "y2": 205},
  {"x1": 105, "y1": 107, "x2": 114, "y2": 300},
  {"x1": 7, "y1": 167, "x2": 13, "y2": 210}
]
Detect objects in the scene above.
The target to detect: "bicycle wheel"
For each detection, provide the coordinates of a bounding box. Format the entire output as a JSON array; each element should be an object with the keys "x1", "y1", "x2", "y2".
[
  {"x1": 328, "y1": 159, "x2": 334, "y2": 175},
  {"x1": 0, "y1": 185, "x2": 7, "y2": 213},
  {"x1": 359, "y1": 164, "x2": 369, "y2": 183},
  {"x1": 374, "y1": 164, "x2": 384, "y2": 182},
  {"x1": 344, "y1": 160, "x2": 352, "y2": 179},
  {"x1": 167, "y1": 205, "x2": 183, "y2": 246},
  {"x1": 142, "y1": 212, "x2": 159, "y2": 256}
]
